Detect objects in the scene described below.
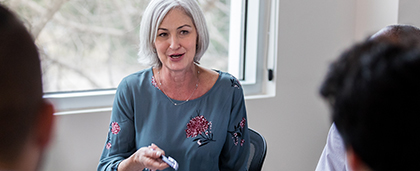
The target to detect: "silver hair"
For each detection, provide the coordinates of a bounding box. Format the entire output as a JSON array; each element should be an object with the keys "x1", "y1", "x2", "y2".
[{"x1": 137, "y1": 0, "x2": 209, "y2": 68}]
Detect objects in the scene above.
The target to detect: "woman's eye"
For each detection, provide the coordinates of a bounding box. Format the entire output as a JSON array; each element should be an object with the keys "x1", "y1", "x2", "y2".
[
  {"x1": 158, "y1": 33, "x2": 167, "y2": 37},
  {"x1": 180, "y1": 30, "x2": 189, "y2": 35}
]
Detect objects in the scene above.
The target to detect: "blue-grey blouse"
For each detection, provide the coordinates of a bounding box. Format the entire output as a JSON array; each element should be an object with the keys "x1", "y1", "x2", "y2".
[{"x1": 98, "y1": 67, "x2": 249, "y2": 171}]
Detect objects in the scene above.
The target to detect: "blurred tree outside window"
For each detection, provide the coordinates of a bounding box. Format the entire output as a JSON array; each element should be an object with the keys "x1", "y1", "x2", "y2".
[{"x1": 2, "y1": 0, "x2": 230, "y2": 93}]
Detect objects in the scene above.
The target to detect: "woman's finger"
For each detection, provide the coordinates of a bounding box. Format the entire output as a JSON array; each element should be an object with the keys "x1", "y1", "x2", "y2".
[{"x1": 148, "y1": 143, "x2": 166, "y2": 157}]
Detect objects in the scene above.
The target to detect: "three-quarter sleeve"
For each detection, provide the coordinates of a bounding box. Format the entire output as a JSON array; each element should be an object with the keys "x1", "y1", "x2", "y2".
[
  {"x1": 219, "y1": 77, "x2": 250, "y2": 171},
  {"x1": 98, "y1": 79, "x2": 137, "y2": 171}
]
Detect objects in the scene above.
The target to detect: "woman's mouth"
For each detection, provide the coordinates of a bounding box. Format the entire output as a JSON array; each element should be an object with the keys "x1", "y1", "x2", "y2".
[{"x1": 170, "y1": 53, "x2": 184, "y2": 58}]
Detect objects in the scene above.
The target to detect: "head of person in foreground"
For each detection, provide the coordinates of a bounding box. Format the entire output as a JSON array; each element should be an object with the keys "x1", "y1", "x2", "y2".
[
  {"x1": 319, "y1": 27, "x2": 420, "y2": 171},
  {"x1": 0, "y1": 4, "x2": 54, "y2": 171}
]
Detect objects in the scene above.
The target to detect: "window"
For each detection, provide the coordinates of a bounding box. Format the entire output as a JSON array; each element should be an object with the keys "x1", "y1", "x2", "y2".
[
  {"x1": 3, "y1": 0, "x2": 231, "y2": 92},
  {"x1": 2, "y1": 0, "x2": 278, "y2": 113},
  {"x1": 229, "y1": 0, "x2": 278, "y2": 96}
]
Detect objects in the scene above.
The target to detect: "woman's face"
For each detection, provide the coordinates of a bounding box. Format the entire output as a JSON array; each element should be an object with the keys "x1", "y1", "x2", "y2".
[{"x1": 155, "y1": 8, "x2": 197, "y2": 71}]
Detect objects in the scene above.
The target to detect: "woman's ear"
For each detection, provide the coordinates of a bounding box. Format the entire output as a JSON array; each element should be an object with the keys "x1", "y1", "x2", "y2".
[
  {"x1": 347, "y1": 147, "x2": 371, "y2": 171},
  {"x1": 35, "y1": 100, "x2": 55, "y2": 149}
]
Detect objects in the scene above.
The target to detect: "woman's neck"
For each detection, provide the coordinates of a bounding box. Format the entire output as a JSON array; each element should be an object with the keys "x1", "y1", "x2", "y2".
[{"x1": 159, "y1": 64, "x2": 199, "y2": 89}]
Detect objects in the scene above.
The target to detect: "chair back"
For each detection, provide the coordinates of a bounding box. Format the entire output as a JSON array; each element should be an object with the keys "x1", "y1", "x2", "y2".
[{"x1": 247, "y1": 128, "x2": 267, "y2": 171}]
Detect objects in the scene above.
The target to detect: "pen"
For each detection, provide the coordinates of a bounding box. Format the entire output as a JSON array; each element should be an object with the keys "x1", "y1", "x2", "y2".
[
  {"x1": 161, "y1": 155, "x2": 179, "y2": 170},
  {"x1": 150, "y1": 148, "x2": 179, "y2": 170}
]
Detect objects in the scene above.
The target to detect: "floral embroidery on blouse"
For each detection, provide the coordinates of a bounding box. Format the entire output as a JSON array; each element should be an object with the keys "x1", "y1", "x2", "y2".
[
  {"x1": 106, "y1": 142, "x2": 112, "y2": 149},
  {"x1": 105, "y1": 122, "x2": 121, "y2": 150},
  {"x1": 185, "y1": 110, "x2": 215, "y2": 147},
  {"x1": 151, "y1": 76, "x2": 159, "y2": 89},
  {"x1": 230, "y1": 76, "x2": 241, "y2": 89},
  {"x1": 228, "y1": 117, "x2": 246, "y2": 146},
  {"x1": 111, "y1": 122, "x2": 121, "y2": 135}
]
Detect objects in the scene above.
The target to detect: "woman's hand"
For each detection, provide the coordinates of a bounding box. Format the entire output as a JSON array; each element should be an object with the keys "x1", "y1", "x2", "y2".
[{"x1": 118, "y1": 143, "x2": 169, "y2": 171}]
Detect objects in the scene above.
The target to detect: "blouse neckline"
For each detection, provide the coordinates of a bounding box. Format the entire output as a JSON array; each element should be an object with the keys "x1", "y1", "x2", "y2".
[{"x1": 149, "y1": 67, "x2": 222, "y2": 103}]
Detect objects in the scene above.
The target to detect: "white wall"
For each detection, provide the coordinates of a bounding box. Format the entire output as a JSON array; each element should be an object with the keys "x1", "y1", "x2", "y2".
[
  {"x1": 247, "y1": 0, "x2": 398, "y2": 170},
  {"x1": 354, "y1": 0, "x2": 399, "y2": 40},
  {"x1": 42, "y1": 111, "x2": 111, "y2": 171},
  {"x1": 398, "y1": 1, "x2": 420, "y2": 28},
  {"x1": 246, "y1": 1, "x2": 355, "y2": 170},
  {"x1": 41, "y1": 1, "x2": 400, "y2": 171}
]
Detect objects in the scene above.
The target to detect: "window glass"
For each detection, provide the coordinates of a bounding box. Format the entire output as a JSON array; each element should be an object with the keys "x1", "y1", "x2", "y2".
[{"x1": 2, "y1": 0, "x2": 231, "y2": 93}]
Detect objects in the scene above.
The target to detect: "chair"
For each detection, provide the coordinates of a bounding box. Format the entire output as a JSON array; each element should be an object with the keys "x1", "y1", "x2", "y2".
[{"x1": 247, "y1": 128, "x2": 267, "y2": 171}]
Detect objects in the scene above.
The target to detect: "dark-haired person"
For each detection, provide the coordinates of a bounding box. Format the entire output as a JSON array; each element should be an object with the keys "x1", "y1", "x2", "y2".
[
  {"x1": 0, "y1": 4, "x2": 55, "y2": 171},
  {"x1": 316, "y1": 25, "x2": 420, "y2": 171}
]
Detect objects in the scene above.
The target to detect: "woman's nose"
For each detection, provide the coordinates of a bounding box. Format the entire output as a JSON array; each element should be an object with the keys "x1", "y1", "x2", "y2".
[{"x1": 169, "y1": 35, "x2": 180, "y2": 50}]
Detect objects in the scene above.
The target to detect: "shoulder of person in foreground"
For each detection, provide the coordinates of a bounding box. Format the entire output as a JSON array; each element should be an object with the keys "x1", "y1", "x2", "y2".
[{"x1": 315, "y1": 123, "x2": 349, "y2": 171}]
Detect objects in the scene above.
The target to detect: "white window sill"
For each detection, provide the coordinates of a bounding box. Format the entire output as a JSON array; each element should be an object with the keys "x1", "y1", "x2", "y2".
[{"x1": 44, "y1": 90, "x2": 116, "y2": 115}]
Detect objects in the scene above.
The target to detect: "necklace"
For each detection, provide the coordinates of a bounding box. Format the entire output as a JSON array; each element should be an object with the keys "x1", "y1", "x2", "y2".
[{"x1": 157, "y1": 69, "x2": 199, "y2": 106}]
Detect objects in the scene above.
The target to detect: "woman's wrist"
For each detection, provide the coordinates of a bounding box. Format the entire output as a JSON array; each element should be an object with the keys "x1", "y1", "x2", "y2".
[{"x1": 118, "y1": 155, "x2": 145, "y2": 171}]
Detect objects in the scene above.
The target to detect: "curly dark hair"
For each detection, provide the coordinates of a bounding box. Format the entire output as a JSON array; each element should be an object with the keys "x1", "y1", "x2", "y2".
[{"x1": 320, "y1": 37, "x2": 420, "y2": 170}]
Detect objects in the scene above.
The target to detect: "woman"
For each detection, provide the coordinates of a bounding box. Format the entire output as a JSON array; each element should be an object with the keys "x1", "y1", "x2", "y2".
[{"x1": 98, "y1": 0, "x2": 249, "y2": 170}]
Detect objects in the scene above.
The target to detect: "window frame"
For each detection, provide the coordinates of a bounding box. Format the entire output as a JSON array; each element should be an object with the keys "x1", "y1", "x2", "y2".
[
  {"x1": 46, "y1": 0, "x2": 279, "y2": 114},
  {"x1": 228, "y1": 0, "x2": 278, "y2": 96}
]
